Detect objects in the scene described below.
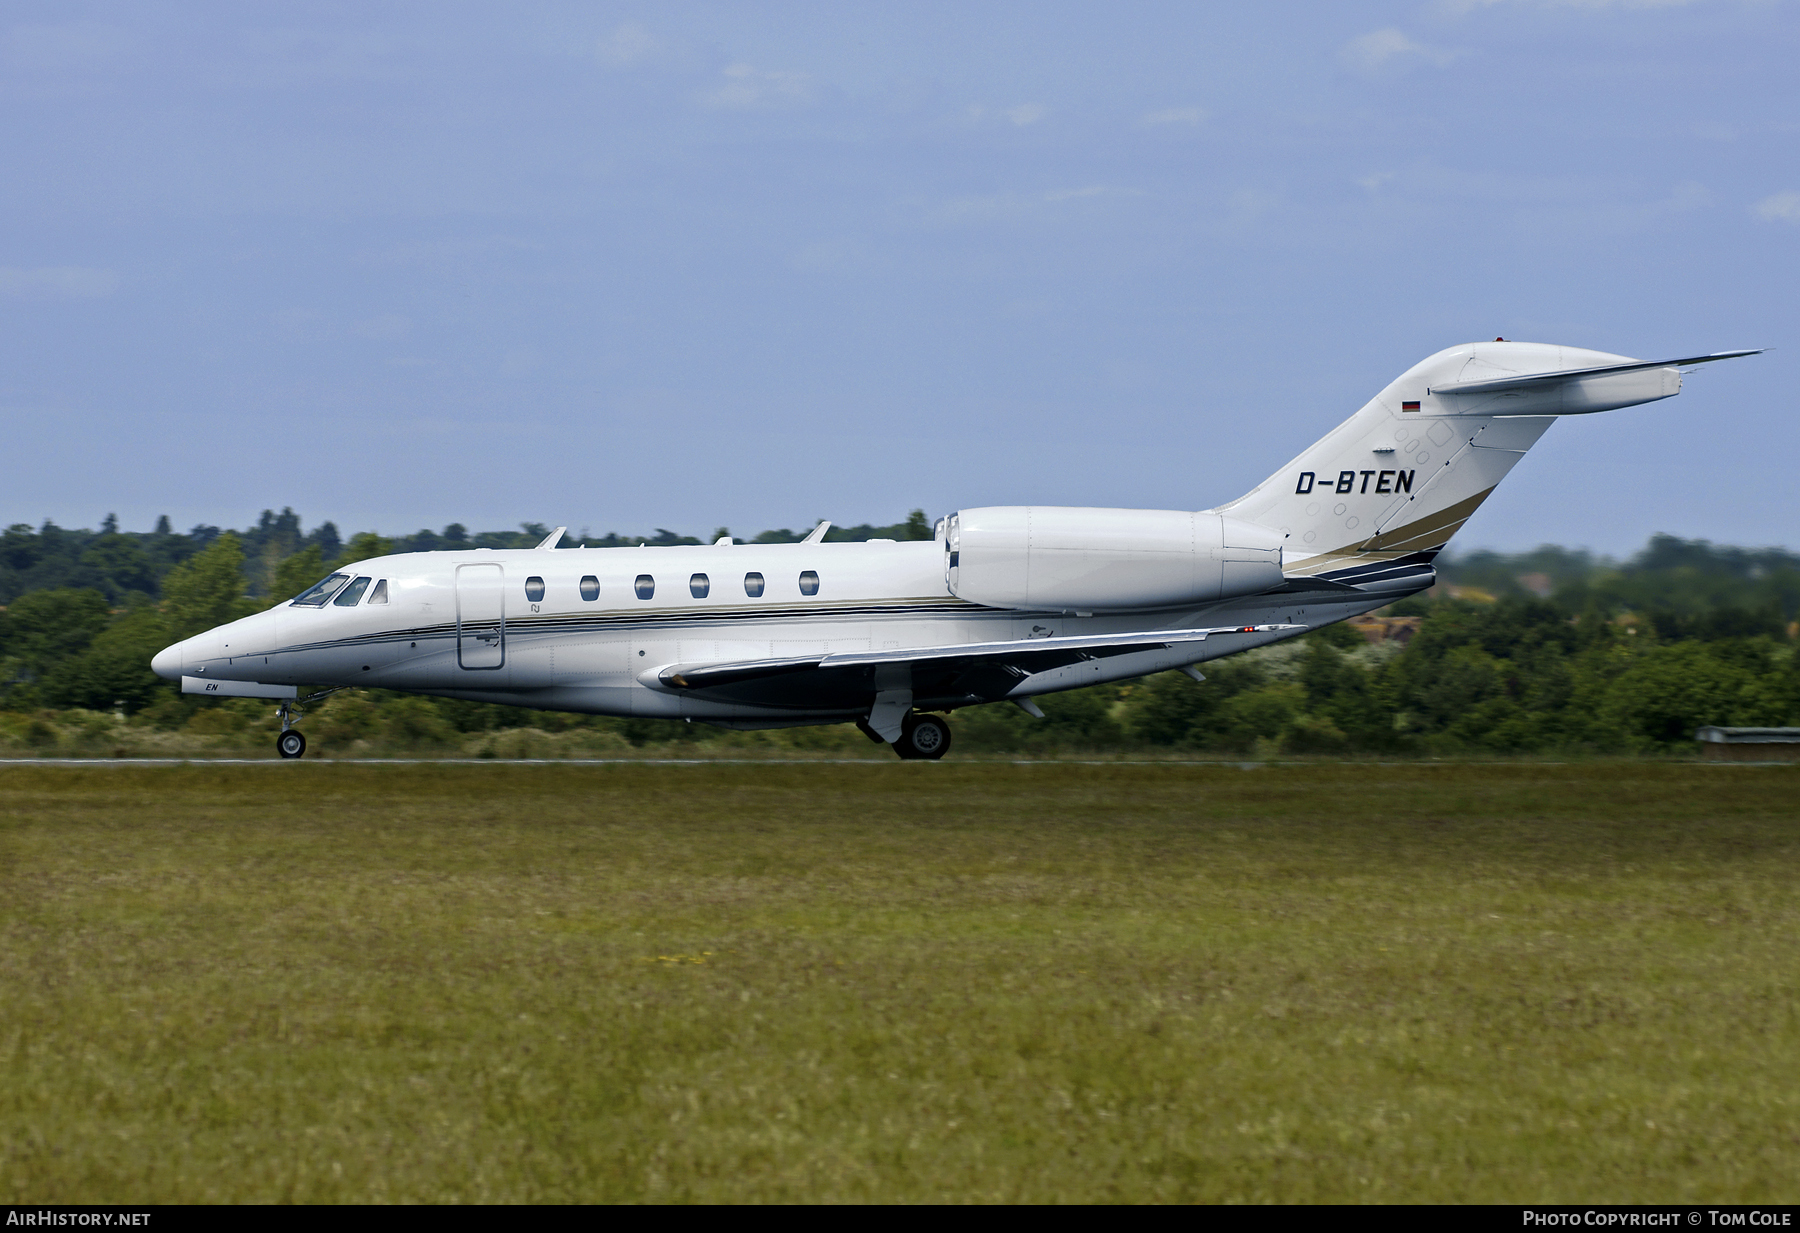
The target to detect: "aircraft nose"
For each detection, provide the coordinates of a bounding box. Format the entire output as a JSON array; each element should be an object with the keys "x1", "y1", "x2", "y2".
[{"x1": 151, "y1": 641, "x2": 184, "y2": 680}]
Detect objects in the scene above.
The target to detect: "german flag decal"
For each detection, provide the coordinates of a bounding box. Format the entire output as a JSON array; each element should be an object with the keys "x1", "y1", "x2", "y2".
[{"x1": 1402, "y1": 400, "x2": 1420, "y2": 411}]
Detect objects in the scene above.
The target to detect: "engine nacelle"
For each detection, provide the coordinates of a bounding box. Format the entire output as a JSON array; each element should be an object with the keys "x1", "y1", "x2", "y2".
[{"x1": 944, "y1": 507, "x2": 1284, "y2": 612}]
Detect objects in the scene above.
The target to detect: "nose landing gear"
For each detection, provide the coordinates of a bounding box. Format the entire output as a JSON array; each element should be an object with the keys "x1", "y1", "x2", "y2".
[
  {"x1": 273, "y1": 687, "x2": 344, "y2": 759},
  {"x1": 275, "y1": 698, "x2": 308, "y2": 759}
]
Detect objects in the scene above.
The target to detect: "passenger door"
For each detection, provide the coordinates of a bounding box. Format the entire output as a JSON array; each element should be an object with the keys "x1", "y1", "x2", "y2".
[{"x1": 456, "y1": 563, "x2": 505, "y2": 670}]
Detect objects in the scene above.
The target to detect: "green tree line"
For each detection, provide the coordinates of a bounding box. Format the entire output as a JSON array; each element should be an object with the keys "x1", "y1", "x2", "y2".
[
  {"x1": 0, "y1": 512, "x2": 1795, "y2": 754},
  {"x1": 0, "y1": 508, "x2": 936, "y2": 606}
]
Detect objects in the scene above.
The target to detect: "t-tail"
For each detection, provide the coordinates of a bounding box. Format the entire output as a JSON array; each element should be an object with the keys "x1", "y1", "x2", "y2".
[{"x1": 1214, "y1": 341, "x2": 1762, "y2": 595}]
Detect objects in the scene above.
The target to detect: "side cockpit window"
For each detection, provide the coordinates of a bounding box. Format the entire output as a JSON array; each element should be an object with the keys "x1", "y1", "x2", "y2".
[
  {"x1": 367, "y1": 579, "x2": 389, "y2": 605},
  {"x1": 334, "y1": 576, "x2": 372, "y2": 606},
  {"x1": 290, "y1": 574, "x2": 350, "y2": 607}
]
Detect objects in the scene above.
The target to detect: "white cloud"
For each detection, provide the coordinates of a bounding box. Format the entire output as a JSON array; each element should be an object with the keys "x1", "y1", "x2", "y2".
[
  {"x1": 366, "y1": 235, "x2": 537, "y2": 266},
  {"x1": 1002, "y1": 297, "x2": 1060, "y2": 320},
  {"x1": 270, "y1": 307, "x2": 329, "y2": 341},
  {"x1": 928, "y1": 185, "x2": 1145, "y2": 228},
  {"x1": 1043, "y1": 185, "x2": 1144, "y2": 202},
  {"x1": 956, "y1": 103, "x2": 1049, "y2": 127},
  {"x1": 1687, "y1": 123, "x2": 1738, "y2": 143},
  {"x1": 1660, "y1": 180, "x2": 1710, "y2": 213},
  {"x1": 596, "y1": 22, "x2": 656, "y2": 66},
  {"x1": 1754, "y1": 191, "x2": 1800, "y2": 223},
  {"x1": 1140, "y1": 107, "x2": 1208, "y2": 126},
  {"x1": 705, "y1": 63, "x2": 812, "y2": 109},
  {"x1": 793, "y1": 238, "x2": 877, "y2": 275},
  {"x1": 0, "y1": 267, "x2": 118, "y2": 298},
  {"x1": 354, "y1": 314, "x2": 411, "y2": 340},
  {"x1": 6, "y1": 21, "x2": 129, "y2": 70},
  {"x1": 1340, "y1": 29, "x2": 1457, "y2": 74},
  {"x1": 1436, "y1": 0, "x2": 1700, "y2": 12},
  {"x1": 935, "y1": 194, "x2": 1020, "y2": 224},
  {"x1": 1225, "y1": 188, "x2": 1281, "y2": 225}
]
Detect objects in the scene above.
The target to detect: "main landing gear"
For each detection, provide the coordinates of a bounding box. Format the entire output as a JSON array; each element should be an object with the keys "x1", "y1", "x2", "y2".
[{"x1": 892, "y1": 713, "x2": 952, "y2": 761}]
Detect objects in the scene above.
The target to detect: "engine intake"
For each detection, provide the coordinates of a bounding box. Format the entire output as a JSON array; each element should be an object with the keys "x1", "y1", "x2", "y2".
[{"x1": 944, "y1": 507, "x2": 1284, "y2": 612}]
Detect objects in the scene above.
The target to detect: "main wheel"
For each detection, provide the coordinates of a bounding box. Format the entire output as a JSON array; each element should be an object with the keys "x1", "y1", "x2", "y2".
[
  {"x1": 893, "y1": 713, "x2": 951, "y2": 761},
  {"x1": 276, "y1": 730, "x2": 307, "y2": 759}
]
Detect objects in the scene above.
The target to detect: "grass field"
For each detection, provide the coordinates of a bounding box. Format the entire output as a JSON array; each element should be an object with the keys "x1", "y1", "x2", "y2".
[{"x1": 2, "y1": 762, "x2": 1797, "y2": 1203}]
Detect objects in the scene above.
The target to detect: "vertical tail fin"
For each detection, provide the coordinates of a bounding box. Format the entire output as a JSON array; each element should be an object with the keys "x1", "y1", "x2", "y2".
[{"x1": 1212, "y1": 340, "x2": 1723, "y2": 591}]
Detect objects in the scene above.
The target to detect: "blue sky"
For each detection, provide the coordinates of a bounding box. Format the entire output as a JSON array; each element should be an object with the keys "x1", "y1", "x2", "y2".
[{"x1": 2, "y1": 1, "x2": 1794, "y2": 553}]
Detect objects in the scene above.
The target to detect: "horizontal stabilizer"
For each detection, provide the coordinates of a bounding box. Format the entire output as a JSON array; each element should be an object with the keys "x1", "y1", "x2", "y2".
[
  {"x1": 659, "y1": 624, "x2": 1301, "y2": 692},
  {"x1": 1428, "y1": 349, "x2": 1763, "y2": 396}
]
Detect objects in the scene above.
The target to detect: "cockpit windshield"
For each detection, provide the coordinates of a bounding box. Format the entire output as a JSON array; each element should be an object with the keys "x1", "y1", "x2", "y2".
[{"x1": 290, "y1": 574, "x2": 351, "y2": 607}]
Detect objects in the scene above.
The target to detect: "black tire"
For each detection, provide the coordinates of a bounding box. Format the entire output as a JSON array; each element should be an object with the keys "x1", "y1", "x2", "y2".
[
  {"x1": 893, "y1": 713, "x2": 951, "y2": 761},
  {"x1": 276, "y1": 730, "x2": 307, "y2": 759}
]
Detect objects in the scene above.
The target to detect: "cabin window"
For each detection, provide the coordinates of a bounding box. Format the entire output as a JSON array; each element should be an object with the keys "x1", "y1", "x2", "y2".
[
  {"x1": 290, "y1": 574, "x2": 350, "y2": 608},
  {"x1": 580, "y1": 575, "x2": 600, "y2": 601},
  {"x1": 635, "y1": 574, "x2": 655, "y2": 600},
  {"x1": 334, "y1": 576, "x2": 372, "y2": 607},
  {"x1": 799, "y1": 570, "x2": 820, "y2": 597},
  {"x1": 690, "y1": 573, "x2": 710, "y2": 599},
  {"x1": 525, "y1": 576, "x2": 545, "y2": 602},
  {"x1": 744, "y1": 572, "x2": 765, "y2": 597},
  {"x1": 367, "y1": 579, "x2": 389, "y2": 605}
]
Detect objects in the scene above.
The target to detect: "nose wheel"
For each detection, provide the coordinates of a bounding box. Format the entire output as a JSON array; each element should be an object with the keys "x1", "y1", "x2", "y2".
[
  {"x1": 274, "y1": 695, "x2": 321, "y2": 760},
  {"x1": 271, "y1": 687, "x2": 344, "y2": 759}
]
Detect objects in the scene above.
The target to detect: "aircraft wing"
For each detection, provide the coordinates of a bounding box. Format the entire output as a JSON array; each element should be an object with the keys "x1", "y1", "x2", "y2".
[{"x1": 656, "y1": 623, "x2": 1301, "y2": 710}]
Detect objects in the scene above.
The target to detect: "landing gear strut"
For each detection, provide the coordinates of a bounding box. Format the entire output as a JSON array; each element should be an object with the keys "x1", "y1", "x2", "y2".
[
  {"x1": 892, "y1": 713, "x2": 951, "y2": 761},
  {"x1": 273, "y1": 688, "x2": 344, "y2": 760},
  {"x1": 275, "y1": 698, "x2": 308, "y2": 759}
]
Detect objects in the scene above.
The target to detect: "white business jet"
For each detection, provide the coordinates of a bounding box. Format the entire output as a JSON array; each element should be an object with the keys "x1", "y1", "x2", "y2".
[{"x1": 152, "y1": 340, "x2": 1760, "y2": 760}]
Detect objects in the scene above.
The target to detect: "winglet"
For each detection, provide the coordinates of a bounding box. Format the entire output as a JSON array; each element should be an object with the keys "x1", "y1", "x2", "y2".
[
  {"x1": 534, "y1": 527, "x2": 567, "y2": 550},
  {"x1": 801, "y1": 521, "x2": 831, "y2": 544}
]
